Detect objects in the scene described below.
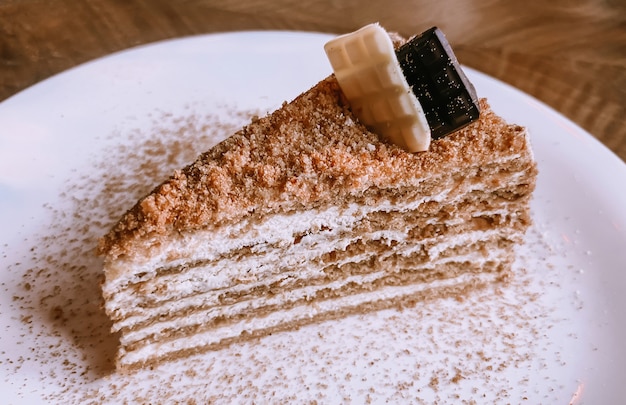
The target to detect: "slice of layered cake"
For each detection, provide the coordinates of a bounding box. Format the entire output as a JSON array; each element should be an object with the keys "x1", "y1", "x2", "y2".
[{"x1": 98, "y1": 25, "x2": 537, "y2": 371}]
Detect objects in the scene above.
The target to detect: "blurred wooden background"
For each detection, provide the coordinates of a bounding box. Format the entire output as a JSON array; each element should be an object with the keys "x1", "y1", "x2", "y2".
[{"x1": 1, "y1": 0, "x2": 624, "y2": 161}]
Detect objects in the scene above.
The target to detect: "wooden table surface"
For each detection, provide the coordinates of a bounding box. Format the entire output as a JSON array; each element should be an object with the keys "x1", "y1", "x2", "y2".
[{"x1": 2, "y1": 0, "x2": 625, "y2": 162}]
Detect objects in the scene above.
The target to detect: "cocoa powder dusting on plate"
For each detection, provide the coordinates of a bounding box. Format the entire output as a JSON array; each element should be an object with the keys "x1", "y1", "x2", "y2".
[{"x1": 3, "y1": 106, "x2": 585, "y2": 403}]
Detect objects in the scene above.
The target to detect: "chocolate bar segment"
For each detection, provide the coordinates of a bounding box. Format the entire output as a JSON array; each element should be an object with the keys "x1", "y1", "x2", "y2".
[{"x1": 396, "y1": 27, "x2": 480, "y2": 139}]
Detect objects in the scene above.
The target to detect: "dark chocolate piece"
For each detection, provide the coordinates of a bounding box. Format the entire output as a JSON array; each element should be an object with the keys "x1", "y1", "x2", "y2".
[{"x1": 396, "y1": 27, "x2": 480, "y2": 139}]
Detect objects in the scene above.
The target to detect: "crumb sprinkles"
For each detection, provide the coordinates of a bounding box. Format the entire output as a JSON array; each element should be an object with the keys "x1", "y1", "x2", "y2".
[{"x1": 2, "y1": 102, "x2": 588, "y2": 403}]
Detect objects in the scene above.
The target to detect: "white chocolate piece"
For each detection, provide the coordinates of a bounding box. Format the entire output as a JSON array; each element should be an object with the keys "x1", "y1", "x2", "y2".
[{"x1": 324, "y1": 23, "x2": 431, "y2": 152}]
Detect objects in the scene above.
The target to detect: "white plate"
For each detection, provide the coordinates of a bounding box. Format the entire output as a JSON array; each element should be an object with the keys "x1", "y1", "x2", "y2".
[{"x1": 1, "y1": 32, "x2": 625, "y2": 403}]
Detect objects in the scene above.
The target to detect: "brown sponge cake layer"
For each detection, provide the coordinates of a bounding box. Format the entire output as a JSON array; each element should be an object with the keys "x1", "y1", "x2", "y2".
[
  {"x1": 118, "y1": 265, "x2": 504, "y2": 370},
  {"x1": 107, "y1": 206, "x2": 525, "y2": 324},
  {"x1": 114, "y1": 235, "x2": 516, "y2": 335},
  {"x1": 111, "y1": 229, "x2": 518, "y2": 324},
  {"x1": 119, "y1": 251, "x2": 511, "y2": 347}
]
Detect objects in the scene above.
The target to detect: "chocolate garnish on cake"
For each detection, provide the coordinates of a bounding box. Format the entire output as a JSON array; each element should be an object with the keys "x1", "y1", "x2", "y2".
[{"x1": 324, "y1": 24, "x2": 480, "y2": 152}]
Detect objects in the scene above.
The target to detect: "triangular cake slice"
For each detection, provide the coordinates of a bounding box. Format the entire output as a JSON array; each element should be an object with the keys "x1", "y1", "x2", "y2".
[{"x1": 99, "y1": 33, "x2": 537, "y2": 372}]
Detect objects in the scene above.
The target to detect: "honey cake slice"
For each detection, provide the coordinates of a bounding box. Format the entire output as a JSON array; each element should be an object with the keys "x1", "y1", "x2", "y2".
[{"x1": 98, "y1": 76, "x2": 536, "y2": 371}]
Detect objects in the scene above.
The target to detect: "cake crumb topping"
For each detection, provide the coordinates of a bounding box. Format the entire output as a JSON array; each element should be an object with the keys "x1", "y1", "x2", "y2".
[{"x1": 99, "y1": 77, "x2": 534, "y2": 262}]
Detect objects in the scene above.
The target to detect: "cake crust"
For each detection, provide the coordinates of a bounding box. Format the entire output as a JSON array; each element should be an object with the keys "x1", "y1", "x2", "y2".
[{"x1": 99, "y1": 77, "x2": 535, "y2": 267}]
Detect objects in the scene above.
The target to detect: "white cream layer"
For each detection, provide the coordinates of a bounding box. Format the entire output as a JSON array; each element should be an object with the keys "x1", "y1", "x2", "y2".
[
  {"x1": 104, "y1": 194, "x2": 517, "y2": 307},
  {"x1": 109, "y1": 225, "x2": 521, "y2": 328},
  {"x1": 118, "y1": 246, "x2": 509, "y2": 346},
  {"x1": 117, "y1": 270, "x2": 501, "y2": 368}
]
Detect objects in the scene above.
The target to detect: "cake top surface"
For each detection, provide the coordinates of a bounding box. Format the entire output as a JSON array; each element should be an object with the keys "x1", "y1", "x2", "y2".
[{"x1": 99, "y1": 76, "x2": 530, "y2": 261}]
